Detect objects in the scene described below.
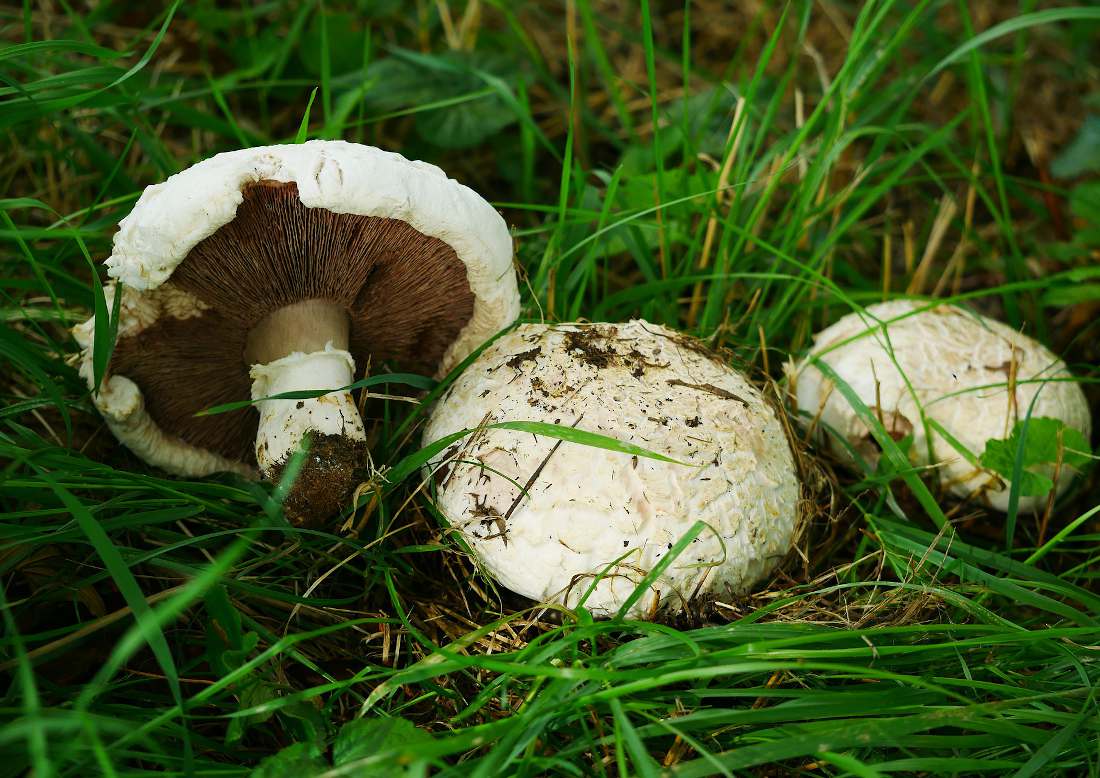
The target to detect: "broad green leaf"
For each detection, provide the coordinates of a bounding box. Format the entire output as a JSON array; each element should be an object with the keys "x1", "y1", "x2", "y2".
[
  {"x1": 276, "y1": 698, "x2": 327, "y2": 749},
  {"x1": 203, "y1": 585, "x2": 244, "y2": 672},
  {"x1": 248, "y1": 743, "x2": 325, "y2": 778},
  {"x1": 1051, "y1": 115, "x2": 1100, "y2": 178},
  {"x1": 226, "y1": 675, "x2": 277, "y2": 745},
  {"x1": 979, "y1": 417, "x2": 1092, "y2": 497},
  {"x1": 359, "y1": 50, "x2": 521, "y2": 149},
  {"x1": 1069, "y1": 180, "x2": 1100, "y2": 223},
  {"x1": 333, "y1": 716, "x2": 430, "y2": 771},
  {"x1": 1067, "y1": 180, "x2": 1100, "y2": 245},
  {"x1": 415, "y1": 92, "x2": 517, "y2": 149}
]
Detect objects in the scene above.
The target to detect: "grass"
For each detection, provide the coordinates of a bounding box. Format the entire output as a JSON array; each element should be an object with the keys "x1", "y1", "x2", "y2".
[{"x1": 2, "y1": 0, "x2": 1099, "y2": 775}]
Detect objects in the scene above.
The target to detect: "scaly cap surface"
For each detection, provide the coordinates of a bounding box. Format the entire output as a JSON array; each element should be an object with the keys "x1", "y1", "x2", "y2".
[
  {"x1": 423, "y1": 321, "x2": 800, "y2": 619},
  {"x1": 790, "y1": 299, "x2": 1091, "y2": 511}
]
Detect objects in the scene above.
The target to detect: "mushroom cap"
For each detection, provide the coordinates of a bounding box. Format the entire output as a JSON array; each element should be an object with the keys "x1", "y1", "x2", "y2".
[
  {"x1": 422, "y1": 321, "x2": 800, "y2": 619},
  {"x1": 74, "y1": 141, "x2": 519, "y2": 477},
  {"x1": 73, "y1": 283, "x2": 251, "y2": 477},
  {"x1": 790, "y1": 299, "x2": 1092, "y2": 512}
]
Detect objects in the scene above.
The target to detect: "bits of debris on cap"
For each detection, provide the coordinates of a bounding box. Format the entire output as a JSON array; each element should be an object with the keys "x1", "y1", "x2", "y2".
[
  {"x1": 422, "y1": 320, "x2": 801, "y2": 620},
  {"x1": 73, "y1": 140, "x2": 520, "y2": 525}
]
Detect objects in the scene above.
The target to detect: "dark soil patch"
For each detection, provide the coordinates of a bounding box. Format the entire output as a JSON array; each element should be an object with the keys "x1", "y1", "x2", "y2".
[
  {"x1": 563, "y1": 328, "x2": 619, "y2": 369},
  {"x1": 269, "y1": 432, "x2": 369, "y2": 527},
  {"x1": 506, "y1": 347, "x2": 541, "y2": 370}
]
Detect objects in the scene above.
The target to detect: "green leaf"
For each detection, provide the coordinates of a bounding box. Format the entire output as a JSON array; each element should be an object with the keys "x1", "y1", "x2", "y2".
[
  {"x1": 333, "y1": 717, "x2": 430, "y2": 771},
  {"x1": 249, "y1": 742, "x2": 325, "y2": 778},
  {"x1": 0, "y1": 39, "x2": 130, "y2": 62},
  {"x1": 222, "y1": 631, "x2": 260, "y2": 671},
  {"x1": 415, "y1": 92, "x2": 517, "y2": 149},
  {"x1": 979, "y1": 417, "x2": 1092, "y2": 497},
  {"x1": 361, "y1": 50, "x2": 521, "y2": 149},
  {"x1": 1067, "y1": 180, "x2": 1100, "y2": 246},
  {"x1": 196, "y1": 372, "x2": 434, "y2": 416},
  {"x1": 1041, "y1": 283, "x2": 1100, "y2": 307},
  {"x1": 276, "y1": 698, "x2": 328, "y2": 748},
  {"x1": 226, "y1": 676, "x2": 277, "y2": 745},
  {"x1": 203, "y1": 585, "x2": 244, "y2": 673},
  {"x1": 1069, "y1": 180, "x2": 1100, "y2": 223},
  {"x1": 1051, "y1": 114, "x2": 1100, "y2": 178}
]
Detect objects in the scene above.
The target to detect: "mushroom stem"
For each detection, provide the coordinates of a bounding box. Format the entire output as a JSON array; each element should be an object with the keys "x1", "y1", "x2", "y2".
[
  {"x1": 250, "y1": 346, "x2": 366, "y2": 476},
  {"x1": 246, "y1": 299, "x2": 367, "y2": 523},
  {"x1": 246, "y1": 299, "x2": 351, "y2": 363}
]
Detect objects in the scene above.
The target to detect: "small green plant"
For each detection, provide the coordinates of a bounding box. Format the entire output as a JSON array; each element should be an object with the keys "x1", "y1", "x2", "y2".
[
  {"x1": 980, "y1": 417, "x2": 1092, "y2": 497},
  {"x1": 250, "y1": 716, "x2": 430, "y2": 778}
]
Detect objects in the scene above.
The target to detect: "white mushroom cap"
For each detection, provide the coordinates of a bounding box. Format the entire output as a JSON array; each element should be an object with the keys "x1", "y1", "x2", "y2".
[
  {"x1": 422, "y1": 321, "x2": 801, "y2": 619},
  {"x1": 102, "y1": 139, "x2": 518, "y2": 375},
  {"x1": 74, "y1": 141, "x2": 519, "y2": 482},
  {"x1": 789, "y1": 299, "x2": 1092, "y2": 512}
]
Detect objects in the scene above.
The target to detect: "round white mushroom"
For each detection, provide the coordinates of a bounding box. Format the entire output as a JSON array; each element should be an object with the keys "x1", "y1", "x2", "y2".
[
  {"x1": 74, "y1": 141, "x2": 519, "y2": 523},
  {"x1": 422, "y1": 320, "x2": 801, "y2": 619},
  {"x1": 789, "y1": 299, "x2": 1092, "y2": 512}
]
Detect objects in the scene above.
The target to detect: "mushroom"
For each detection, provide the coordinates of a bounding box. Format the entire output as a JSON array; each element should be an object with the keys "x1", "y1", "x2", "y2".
[
  {"x1": 74, "y1": 141, "x2": 519, "y2": 523},
  {"x1": 422, "y1": 321, "x2": 800, "y2": 619},
  {"x1": 789, "y1": 299, "x2": 1092, "y2": 512}
]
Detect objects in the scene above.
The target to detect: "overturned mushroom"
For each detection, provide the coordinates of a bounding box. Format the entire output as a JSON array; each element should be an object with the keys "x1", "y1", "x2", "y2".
[
  {"x1": 790, "y1": 299, "x2": 1091, "y2": 512},
  {"x1": 74, "y1": 141, "x2": 519, "y2": 523},
  {"x1": 422, "y1": 321, "x2": 800, "y2": 619}
]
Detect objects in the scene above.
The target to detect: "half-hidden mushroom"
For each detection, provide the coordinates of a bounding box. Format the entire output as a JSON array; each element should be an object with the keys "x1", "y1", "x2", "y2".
[
  {"x1": 74, "y1": 141, "x2": 519, "y2": 524},
  {"x1": 422, "y1": 321, "x2": 801, "y2": 619},
  {"x1": 789, "y1": 299, "x2": 1092, "y2": 512}
]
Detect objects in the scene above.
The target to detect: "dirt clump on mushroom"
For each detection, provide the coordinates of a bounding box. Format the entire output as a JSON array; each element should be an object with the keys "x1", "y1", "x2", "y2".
[
  {"x1": 562, "y1": 328, "x2": 618, "y2": 369},
  {"x1": 561, "y1": 326, "x2": 673, "y2": 378},
  {"x1": 267, "y1": 433, "x2": 371, "y2": 526}
]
